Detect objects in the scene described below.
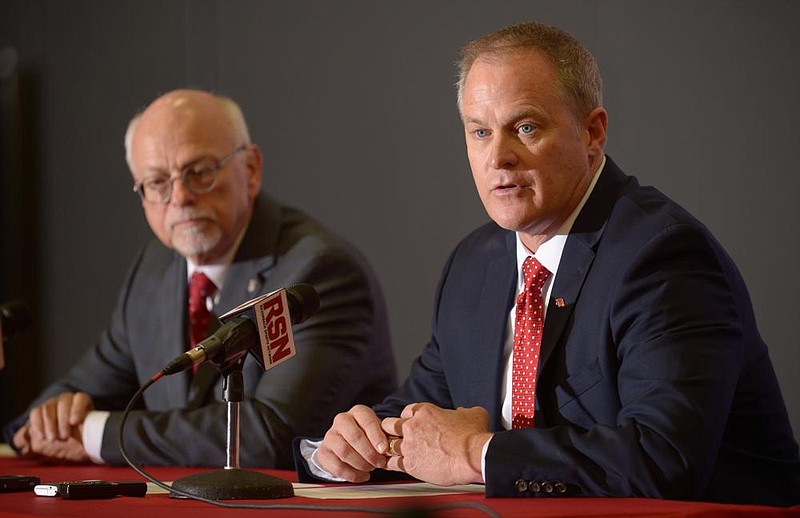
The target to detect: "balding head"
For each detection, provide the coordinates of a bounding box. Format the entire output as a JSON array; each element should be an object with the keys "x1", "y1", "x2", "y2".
[
  {"x1": 125, "y1": 89, "x2": 262, "y2": 265},
  {"x1": 125, "y1": 89, "x2": 251, "y2": 172}
]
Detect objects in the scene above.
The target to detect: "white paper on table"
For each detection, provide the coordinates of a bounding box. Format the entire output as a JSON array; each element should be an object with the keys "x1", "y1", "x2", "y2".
[{"x1": 293, "y1": 482, "x2": 485, "y2": 500}]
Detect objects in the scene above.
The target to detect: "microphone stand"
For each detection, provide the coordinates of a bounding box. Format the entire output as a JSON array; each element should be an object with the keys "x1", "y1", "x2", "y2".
[{"x1": 170, "y1": 361, "x2": 294, "y2": 500}]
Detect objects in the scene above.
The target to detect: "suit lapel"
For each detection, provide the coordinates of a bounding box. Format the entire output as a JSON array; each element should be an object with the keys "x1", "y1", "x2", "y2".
[
  {"x1": 158, "y1": 256, "x2": 191, "y2": 407},
  {"x1": 538, "y1": 157, "x2": 627, "y2": 374},
  {"x1": 539, "y1": 237, "x2": 595, "y2": 372},
  {"x1": 216, "y1": 195, "x2": 280, "y2": 315}
]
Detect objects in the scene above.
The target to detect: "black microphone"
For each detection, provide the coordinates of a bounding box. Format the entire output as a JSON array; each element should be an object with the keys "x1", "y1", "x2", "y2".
[
  {"x1": 160, "y1": 284, "x2": 319, "y2": 376},
  {"x1": 0, "y1": 300, "x2": 33, "y2": 342}
]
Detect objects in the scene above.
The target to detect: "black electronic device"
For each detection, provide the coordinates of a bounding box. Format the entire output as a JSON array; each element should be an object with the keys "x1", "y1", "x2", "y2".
[
  {"x1": 33, "y1": 480, "x2": 147, "y2": 499},
  {"x1": 0, "y1": 475, "x2": 40, "y2": 492}
]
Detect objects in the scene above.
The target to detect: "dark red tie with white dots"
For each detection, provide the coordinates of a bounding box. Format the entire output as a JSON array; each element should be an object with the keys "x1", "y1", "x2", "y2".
[
  {"x1": 511, "y1": 256, "x2": 551, "y2": 429},
  {"x1": 188, "y1": 272, "x2": 217, "y2": 367}
]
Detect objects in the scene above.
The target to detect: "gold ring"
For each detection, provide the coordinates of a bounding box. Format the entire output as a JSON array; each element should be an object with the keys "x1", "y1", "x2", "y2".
[{"x1": 387, "y1": 435, "x2": 402, "y2": 457}]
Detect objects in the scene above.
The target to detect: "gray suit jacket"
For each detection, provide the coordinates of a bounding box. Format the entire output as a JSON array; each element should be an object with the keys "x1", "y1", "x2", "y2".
[{"x1": 5, "y1": 194, "x2": 397, "y2": 469}]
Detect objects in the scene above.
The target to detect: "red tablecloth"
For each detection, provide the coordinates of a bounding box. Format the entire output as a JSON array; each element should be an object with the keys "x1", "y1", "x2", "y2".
[{"x1": 1, "y1": 456, "x2": 797, "y2": 517}]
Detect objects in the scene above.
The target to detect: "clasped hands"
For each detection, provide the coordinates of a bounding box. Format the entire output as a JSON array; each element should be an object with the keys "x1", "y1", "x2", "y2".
[
  {"x1": 316, "y1": 402, "x2": 492, "y2": 486},
  {"x1": 12, "y1": 391, "x2": 93, "y2": 463}
]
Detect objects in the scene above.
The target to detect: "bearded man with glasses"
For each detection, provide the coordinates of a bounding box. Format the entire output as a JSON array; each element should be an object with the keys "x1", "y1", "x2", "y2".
[{"x1": 5, "y1": 89, "x2": 397, "y2": 469}]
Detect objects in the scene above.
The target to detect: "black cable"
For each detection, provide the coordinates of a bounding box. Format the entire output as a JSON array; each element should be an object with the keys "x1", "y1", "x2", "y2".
[{"x1": 118, "y1": 373, "x2": 500, "y2": 517}]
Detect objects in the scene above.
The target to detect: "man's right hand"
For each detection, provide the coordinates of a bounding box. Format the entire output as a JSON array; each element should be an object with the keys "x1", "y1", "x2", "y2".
[{"x1": 315, "y1": 404, "x2": 390, "y2": 482}]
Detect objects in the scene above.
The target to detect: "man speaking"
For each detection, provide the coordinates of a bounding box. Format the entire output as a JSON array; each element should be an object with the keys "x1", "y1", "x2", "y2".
[{"x1": 302, "y1": 21, "x2": 800, "y2": 506}]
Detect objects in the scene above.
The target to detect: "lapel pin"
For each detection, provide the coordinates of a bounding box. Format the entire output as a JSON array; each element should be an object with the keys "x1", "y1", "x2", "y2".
[
  {"x1": 247, "y1": 278, "x2": 259, "y2": 294},
  {"x1": 555, "y1": 298, "x2": 565, "y2": 308}
]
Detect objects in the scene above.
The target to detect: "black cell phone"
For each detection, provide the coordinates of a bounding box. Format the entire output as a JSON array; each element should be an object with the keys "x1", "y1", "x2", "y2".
[
  {"x1": 0, "y1": 475, "x2": 40, "y2": 492},
  {"x1": 34, "y1": 480, "x2": 147, "y2": 499}
]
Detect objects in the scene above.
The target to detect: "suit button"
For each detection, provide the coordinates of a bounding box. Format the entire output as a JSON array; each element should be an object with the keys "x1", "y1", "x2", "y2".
[
  {"x1": 514, "y1": 479, "x2": 528, "y2": 493},
  {"x1": 530, "y1": 481, "x2": 541, "y2": 493},
  {"x1": 555, "y1": 482, "x2": 567, "y2": 494},
  {"x1": 542, "y1": 481, "x2": 554, "y2": 493}
]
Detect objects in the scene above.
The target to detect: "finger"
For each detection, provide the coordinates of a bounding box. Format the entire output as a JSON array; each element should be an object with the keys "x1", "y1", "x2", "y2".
[
  {"x1": 386, "y1": 436, "x2": 403, "y2": 457},
  {"x1": 381, "y1": 417, "x2": 404, "y2": 437},
  {"x1": 385, "y1": 453, "x2": 406, "y2": 474},
  {"x1": 400, "y1": 402, "x2": 424, "y2": 419},
  {"x1": 349, "y1": 405, "x2": 390, "y2": 455},
  {"x1": 316, "y1": 440, "x2": 373, "y2": 483},
  {"x1": 12, "y1": 425, "x2": 30, "y2": 449},
  {"x1": 320, "y1": 426, "x2": 379, "y2": 473},
  {"x1": 69, "y1": 392, "x2": 94, "y2": 427},
  {"x1": 39, "y1": 398, "x2": 62, "y2": 441},
  {"x1": 325, "y1": 409, "x2": 387, "y2": 470},
  {"x1": 56, "y1": 393, "x2": 75, "y2": 440},
  {"x1": 27, "y1": 405, "x2": 45, "y2": 441}
]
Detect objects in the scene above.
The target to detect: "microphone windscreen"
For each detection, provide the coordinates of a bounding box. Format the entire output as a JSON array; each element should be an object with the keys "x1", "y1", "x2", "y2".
[{"x1": 285, "y1": 284, "x2": 320, "y2": 324}]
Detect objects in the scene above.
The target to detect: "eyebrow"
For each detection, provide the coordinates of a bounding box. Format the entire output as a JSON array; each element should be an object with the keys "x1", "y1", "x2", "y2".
[
  {"x1": 463, "y1": 107, "x2": 546, "y2": 127},
  {"x1": 142, "y1": 154, "x2": 218, "y2": 176}
]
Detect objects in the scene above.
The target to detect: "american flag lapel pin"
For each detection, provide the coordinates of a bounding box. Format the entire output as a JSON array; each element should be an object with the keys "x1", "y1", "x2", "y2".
[{"x1": 555, "y1": 297, "x2": 566, "y2": 308}]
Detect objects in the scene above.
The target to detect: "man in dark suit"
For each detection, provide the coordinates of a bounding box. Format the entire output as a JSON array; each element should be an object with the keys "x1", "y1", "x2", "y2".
[
  {"x1": 299, "y1": 21, "x2": 800, "y2": 505},
  {"x1": 5, "y1": 89, "x2": 397, "y2": 468}
]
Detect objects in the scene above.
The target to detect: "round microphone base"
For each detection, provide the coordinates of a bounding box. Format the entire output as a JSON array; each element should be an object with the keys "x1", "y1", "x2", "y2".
[{"x1": 170, "y1": 468, "x2": 294, "y2": 500}]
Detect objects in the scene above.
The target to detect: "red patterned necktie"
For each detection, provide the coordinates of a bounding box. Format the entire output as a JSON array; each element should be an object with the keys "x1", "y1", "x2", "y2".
[
  {"x1": 188, "y1": 272, "x2": 217, "y2": 351},
  {"x1": 511, "y1": 256, "x2": 551, "y2": 429}
]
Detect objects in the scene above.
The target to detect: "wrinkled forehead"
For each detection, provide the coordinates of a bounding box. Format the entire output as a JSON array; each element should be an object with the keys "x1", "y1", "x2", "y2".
[{"x1": 130, "y1": 98, "x2": 238, "y2": 166}]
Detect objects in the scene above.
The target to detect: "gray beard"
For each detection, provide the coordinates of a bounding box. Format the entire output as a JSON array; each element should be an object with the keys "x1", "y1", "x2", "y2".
[{"x1": 171, "y1": 224, "x2": 222, "y2": 259}]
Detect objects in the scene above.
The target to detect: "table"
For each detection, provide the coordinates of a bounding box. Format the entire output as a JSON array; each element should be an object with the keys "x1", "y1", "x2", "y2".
[{"x1": 1, "y1": 455, "x2": 797, "y2": 517}]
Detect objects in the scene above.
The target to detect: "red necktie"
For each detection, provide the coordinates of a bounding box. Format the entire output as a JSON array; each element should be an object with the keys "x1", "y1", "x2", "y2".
[
  {"x1": 511, "y1": 256, "x2": 551, "y2": 429},
  {"x1": 188, "y1": 272, "x2": 217, "y2": 350}
]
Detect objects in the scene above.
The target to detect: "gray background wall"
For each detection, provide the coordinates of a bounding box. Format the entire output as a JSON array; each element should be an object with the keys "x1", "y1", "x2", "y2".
[{"x1": 1, "y1": 0, "x2": 798, "y2": 443}]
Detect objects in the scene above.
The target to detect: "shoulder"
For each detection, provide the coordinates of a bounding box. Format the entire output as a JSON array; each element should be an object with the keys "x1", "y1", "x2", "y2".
[
  {"x1": 245, "y1": 197, "x2": 383, "y2": 297},
  {"x1": 245, "y1": 195, "x2": 364, "y2": 263},
  {"x1": 586, "y1": 157, "x2": 719, "y2": 251}
]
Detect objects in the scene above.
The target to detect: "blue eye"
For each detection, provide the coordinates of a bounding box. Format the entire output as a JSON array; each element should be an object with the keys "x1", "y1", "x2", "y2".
[
  {"x1": 518, "y1": 124, "x2": 534, "y2": 135},
  {"x1": 474, "y1": 129, "x2": 489, "y2": 138}
]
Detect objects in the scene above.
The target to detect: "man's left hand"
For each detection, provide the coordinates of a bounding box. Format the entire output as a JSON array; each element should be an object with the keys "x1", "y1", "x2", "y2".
[
  {"x1": 381, "y1": 403, "x2": 492, "y2": 486},
  {"x1": 13, "y1": 423, "x2": 89, "y2": 464}
]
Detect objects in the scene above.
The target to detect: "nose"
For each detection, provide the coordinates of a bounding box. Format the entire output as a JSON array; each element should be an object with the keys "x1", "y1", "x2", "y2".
[
  {"x1": 168, "y1": 176, "x2": 196, "y2": 206},
  {"x1": 489, "y1": 133, "x2": 519, "y2": 170}
]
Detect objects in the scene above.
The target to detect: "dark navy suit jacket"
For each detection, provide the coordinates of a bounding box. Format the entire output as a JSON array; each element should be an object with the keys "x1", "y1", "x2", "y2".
[{"x1": 367, "y1": 156, "x2": 799, "y2": 505}]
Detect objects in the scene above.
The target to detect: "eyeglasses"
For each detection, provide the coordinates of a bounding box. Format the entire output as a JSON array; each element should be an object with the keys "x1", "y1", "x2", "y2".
[{"x1": 133, "y1": 144, "x2": 248, "y2": 204}]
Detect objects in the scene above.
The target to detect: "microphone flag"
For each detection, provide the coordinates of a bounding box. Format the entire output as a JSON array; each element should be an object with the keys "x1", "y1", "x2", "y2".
[{"x1": 219, "y1": 289, "x2": 296, "y2": 370}]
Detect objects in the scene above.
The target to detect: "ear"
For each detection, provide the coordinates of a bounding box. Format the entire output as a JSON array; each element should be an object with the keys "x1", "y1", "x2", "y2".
[
  {"x1": 244, "y1": 144, "x2": 263, "y2": 198},
  {"x1": 583, "y1": 107, "x2": 608, "y2": 161}
]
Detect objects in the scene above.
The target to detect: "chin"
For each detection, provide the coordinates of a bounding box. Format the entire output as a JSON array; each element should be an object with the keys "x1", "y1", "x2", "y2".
[
  {"x1": 172, "y1": 230, "x2": 222, "y2": 259},
  {"x1": 486, "y1": 209, "x2": 536, "y2": 233}
]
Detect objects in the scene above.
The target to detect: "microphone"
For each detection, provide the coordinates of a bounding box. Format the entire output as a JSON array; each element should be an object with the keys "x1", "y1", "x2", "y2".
[
  {"x1": 0, "y1": 300, "x2": 33, "y2": 342},
  {"x1": 160, "y1": 284, "x2": 319, "y2": 376}
]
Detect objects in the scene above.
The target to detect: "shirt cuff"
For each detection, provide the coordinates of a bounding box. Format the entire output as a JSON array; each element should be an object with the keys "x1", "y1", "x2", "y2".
[
  {"x1": 299, "y1": 439, "x2": 348, "y2": 482},
  {"x1": 81, "y1": 410, "x2": 110, "y2": 465}
]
